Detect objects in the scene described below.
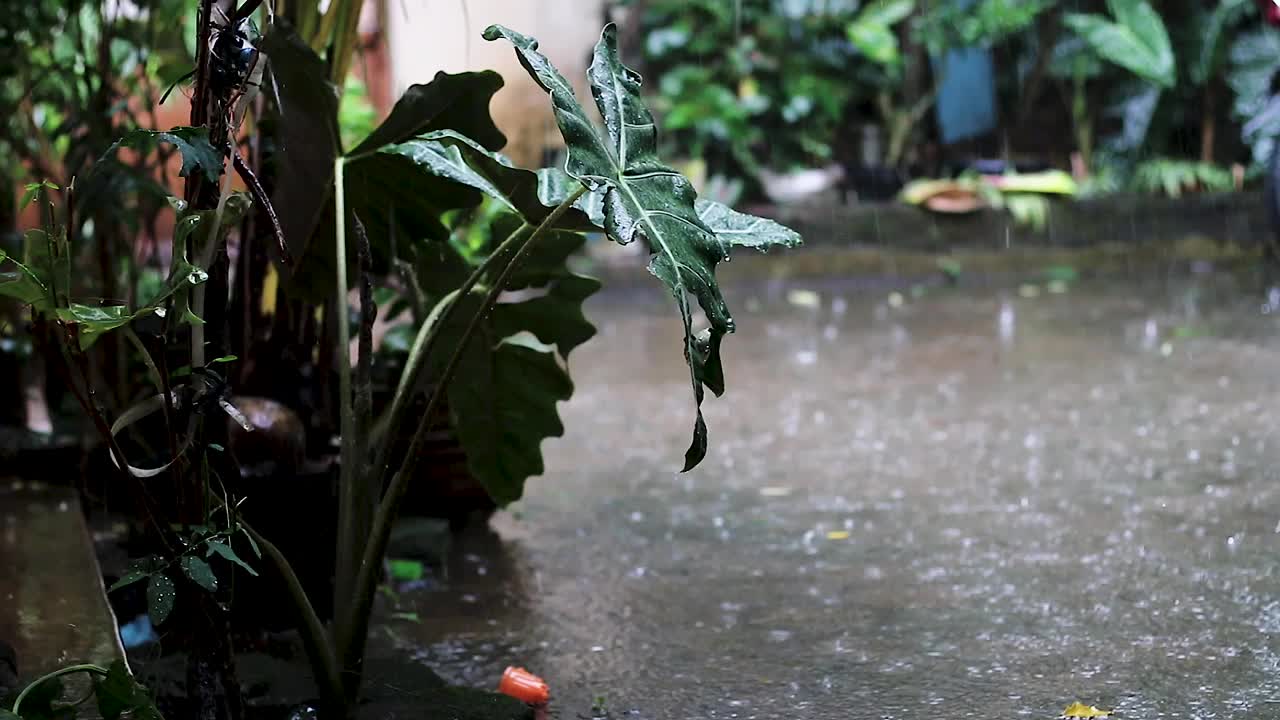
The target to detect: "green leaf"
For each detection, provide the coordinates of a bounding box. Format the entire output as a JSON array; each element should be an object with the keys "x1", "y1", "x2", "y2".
[
  {"x1": 145, "y1": 574, "x2": 175, "y2": 626},
  {"x1": 0, "y1": 709, "x2": 21, "y2": 719},
  {"x1": 18, "y1": 181, "x2": 58, "y2": 211},
  {"x1": 95, "y1": 661, "x2": 163, "y2": 720},
  {"x1": 1195, "y1": 0, "x2": 1248, "y2": 84},
  {"x1": 180, "y1": 556, "x2": 218, "y2": 592},
  {"x1": 1063, "y1": 2, "x2": 1174, "y2": 88},
  {"x1": 260, "y1": 23, "x2": 341, "y2": 269},
  {"x1": 206, "y1": 540, "x2": 258, "y2": 576},
  {"x1": 860, "y1": 0, "x2": 915, "y2": 27},
  {"x1": 239, "y1": 527, "x2": 262, "y2": 558},
  {"x1": 108, "y1": 570, "x2": 150, "y2": 593},
  {"x1": 0, "y1": 250, "x2": 51, "y2": 310},
  {"x1": 445, "y1": 320, "x2": 575, "y2": 504},
  {"x1": 486, "y1": 23, "x2": 800, "y2": 470},
  {"x1": 350, "y1": 71, "x2": 507, "y2": 154},
  {"x1": 370, "y1": 131, "x2": 596, "y2": 232},
  {"x1": 695, "y1": 199, "x2": 803, "y2": 252},
  {"x1": 1230, "y1": 28, "x2": 1280, "y2": 165},
  {"x1": 416, "y1": 221, "x2": 599, "y2": 503},
  {"x1": 54, "y1": 303, "x2": 133, "y2": 350},
  {"x1": 846, "y1": 0, "x2": 913, "y2": 68},
  {"x1": 102, "y1": 128, "x2": 222, "y2": 182}
]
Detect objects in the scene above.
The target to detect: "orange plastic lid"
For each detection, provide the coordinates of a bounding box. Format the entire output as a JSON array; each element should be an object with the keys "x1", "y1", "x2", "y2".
[{"x1": 498, "y1": 666, "x2": 550, "y2": 706}]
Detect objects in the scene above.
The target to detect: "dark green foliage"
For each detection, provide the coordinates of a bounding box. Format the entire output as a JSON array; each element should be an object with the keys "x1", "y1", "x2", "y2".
[
  {"x1": 486, "y1": 23, "x2": 801, "y2": 470},
  {"x1": 94, "y1": 662, "x2": 163, "y2": 720},
  {"x1": 146, "y1": 574, "x2": 175, "y2": 625},
  {"x1": 102, "y1": 128, "x2": 224, "y2": 183}
]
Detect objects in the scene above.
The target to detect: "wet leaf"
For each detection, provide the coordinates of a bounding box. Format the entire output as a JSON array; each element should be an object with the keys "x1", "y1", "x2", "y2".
[
  {"x1": 695, "y1": 199, "x2": 802, "y2": 252},
  {"x1": 95, "y1": 660, "x2": 163, "y2": 720},
  {"x1": 206, "y1": 540, "x2": 258, "y2": 576},
  {"x1": 108, "y1": 569, "x2": 151, "y2": 593},
  {"x1": 438, "y1": 298, "x2": 578, "y2": 505},
  {"x1": 0, "y1": 250, "x2": 51, "y2": 310},
  {"x1": 146, "y1": 574, "x2": 175, "y2": 626},
  {"x1": 54, "y1": 303, "x2": 134, "y2": 350},
  {"x1": 1061, "y1": 701, "x2": 1111, "y2": 718},
  {"x1": 350, "y1": 71, "x2": 506, "y2": 154},
  {"x1": 370, "y1": 131, "x2": 596, "y2": 232},
  {"x1": 486, "y1": 23, "x2": 800, "y2": 471},
  {"x1": 101, "y1": 127, "x2": 222, "y2": 182},
  {"x1": 260, "y1": 23, "x2": 339, "y2": 271},
  {"x1": 180, "y1": 556, "x2": 218, "y2": 592},
  {"x1": 19, "y1": 180, "x2": 58, "y2": 211}
]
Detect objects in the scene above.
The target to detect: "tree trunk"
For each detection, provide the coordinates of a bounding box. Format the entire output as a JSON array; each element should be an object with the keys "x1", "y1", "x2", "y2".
[{"x1": 1201, "y1": 80, "x2": 1217, "y2": 164}]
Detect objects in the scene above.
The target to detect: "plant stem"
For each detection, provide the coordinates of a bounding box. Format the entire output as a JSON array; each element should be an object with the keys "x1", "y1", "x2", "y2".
[
  {"x1": 333, "y1": 156, "x2": 358, "y2": 633},
  {"x1": 12, "y1": 664, "x2": 109, "y2": 715},
  {"x1": 239, "y1": 520, "x2": 345, "y2": 716},
  {"x1": 336, "y1": 185, "x2": 589, "y2": 701},
  {"x1": 368, "y1": 222, "x2": 531, "y2": 490}
]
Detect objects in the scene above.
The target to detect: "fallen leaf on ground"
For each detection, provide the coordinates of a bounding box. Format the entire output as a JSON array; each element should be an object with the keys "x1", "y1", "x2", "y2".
[
  {"x1": 1061, "y1": 701, "x2": 1111, "y2": 718},
  {"x1": 826, "y1": 530, "x2": 851, "y2": 540}
]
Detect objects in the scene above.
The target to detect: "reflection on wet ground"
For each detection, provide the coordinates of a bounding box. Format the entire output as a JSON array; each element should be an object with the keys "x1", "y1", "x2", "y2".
[{"x1": 376, "y1": 264, "x2": 1280, "y2": 719}]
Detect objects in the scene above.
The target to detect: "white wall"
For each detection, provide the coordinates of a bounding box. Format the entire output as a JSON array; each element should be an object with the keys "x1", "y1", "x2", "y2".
[{"x1": 386, "y1": 0, "x2": 607, "y2": 167}]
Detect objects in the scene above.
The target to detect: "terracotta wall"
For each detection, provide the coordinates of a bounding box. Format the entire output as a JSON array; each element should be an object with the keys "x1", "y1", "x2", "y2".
[{"x1": 385, "y1": 0, "x2": 608, "y2": 169}]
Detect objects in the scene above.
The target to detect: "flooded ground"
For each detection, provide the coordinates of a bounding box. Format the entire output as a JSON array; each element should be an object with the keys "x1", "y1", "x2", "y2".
[{"x1": 375, "y1": 261, "x2": 1280, "y2": 719}]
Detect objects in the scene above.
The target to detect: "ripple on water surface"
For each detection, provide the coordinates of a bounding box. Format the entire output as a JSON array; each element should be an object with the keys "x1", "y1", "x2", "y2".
[{"x1": 376, "y1": 272, "x2": 1280, "y2": 719}]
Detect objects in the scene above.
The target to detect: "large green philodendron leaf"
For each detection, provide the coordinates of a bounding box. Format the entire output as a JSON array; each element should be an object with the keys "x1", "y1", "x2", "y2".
[
  {"x1": 350, "y1": 71, "x2": 507, "y2": 154},
  {"x1": 420, "y1": 219, "x2": 599, "y2": 504},
  {"x1": 486, "y1": 23, "x2": 801, "y2": 470},
  {"x1": 265, "y1": 21, "x2": 514, "y2": 300},
  {"x1": 1063, "y1": 0, "x2": 1175, "y2": 88},
  {"x1": 371, "y1": 131, "x2": 597, "y2": 233},
  {"x1": 261, "y1": 23, "x2": 341, "y2": 275},
  {"x1": 447, "y1": 324, "x2": 574, "y2": 505}
]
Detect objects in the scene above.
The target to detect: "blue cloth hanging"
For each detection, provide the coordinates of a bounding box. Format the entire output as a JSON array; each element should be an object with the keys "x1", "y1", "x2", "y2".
[{"x1": 932, "y1": 45, "x2": 997, "y2": 144}]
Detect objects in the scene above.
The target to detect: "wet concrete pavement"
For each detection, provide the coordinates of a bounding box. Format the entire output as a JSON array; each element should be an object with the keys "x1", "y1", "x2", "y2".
[{"x1": 378, "y1": 263, "x2": 1280, "y2": 719}]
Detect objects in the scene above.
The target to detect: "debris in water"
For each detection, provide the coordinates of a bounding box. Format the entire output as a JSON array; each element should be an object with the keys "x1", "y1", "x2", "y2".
[
  {"x1": 888, "y1": 292, "x2": 905, "y2": 308},
  {"x1": 1018, "y1": 284, "x2": 1041, "y2": 298},
  {"x1": 760, "y1": 486, "x2": 793, "y2": 497},
  {"x1": 498, "y1": 666, "x2": 550, "y2": 706},
  {"x1": 826, "y1": 530, "x2": 850, "y2": 540},
  {"x1": 786, "y1": 289, "x2": 821, "y2": 309},
  {"x1": 1061, "y1": 701, "x2": 1111, "y2": 718}
]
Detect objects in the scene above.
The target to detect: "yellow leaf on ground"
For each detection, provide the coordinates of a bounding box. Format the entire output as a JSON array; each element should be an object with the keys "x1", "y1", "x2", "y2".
[
  {"x1": 826, "y1": 530, "x2": 851, "y2": 540},
  {"x1": 1061, "y1": 701, "x2": 1111, "y2": 718}
]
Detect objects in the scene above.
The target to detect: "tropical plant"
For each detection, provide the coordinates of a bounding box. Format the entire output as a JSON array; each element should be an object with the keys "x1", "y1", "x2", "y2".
[
  {"x1": 1055, "y1": 0, "x2": 1175, "y2": 173},
  {"x1": 1191, "y1": 0, "x2": 1252, "y2": 162},
  {"x1": 1131, "y1": 157, "x2": 1235, "y2": 197},
  {"x1": 1229, "y1": 21, "x2": 1280, "y2": 169},
  {"x1": 622, "y1": 0, "x2": 860, "y2": 193},
  {"x1": 846, "y1": 0, "x2": 1050, "y2": 168},
  {"x1": 2, "y1": 9, "x2": 801, "y2": 720},
  {"x1": 2, "y1": 660, "x2": 163, "y2": 720}
]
